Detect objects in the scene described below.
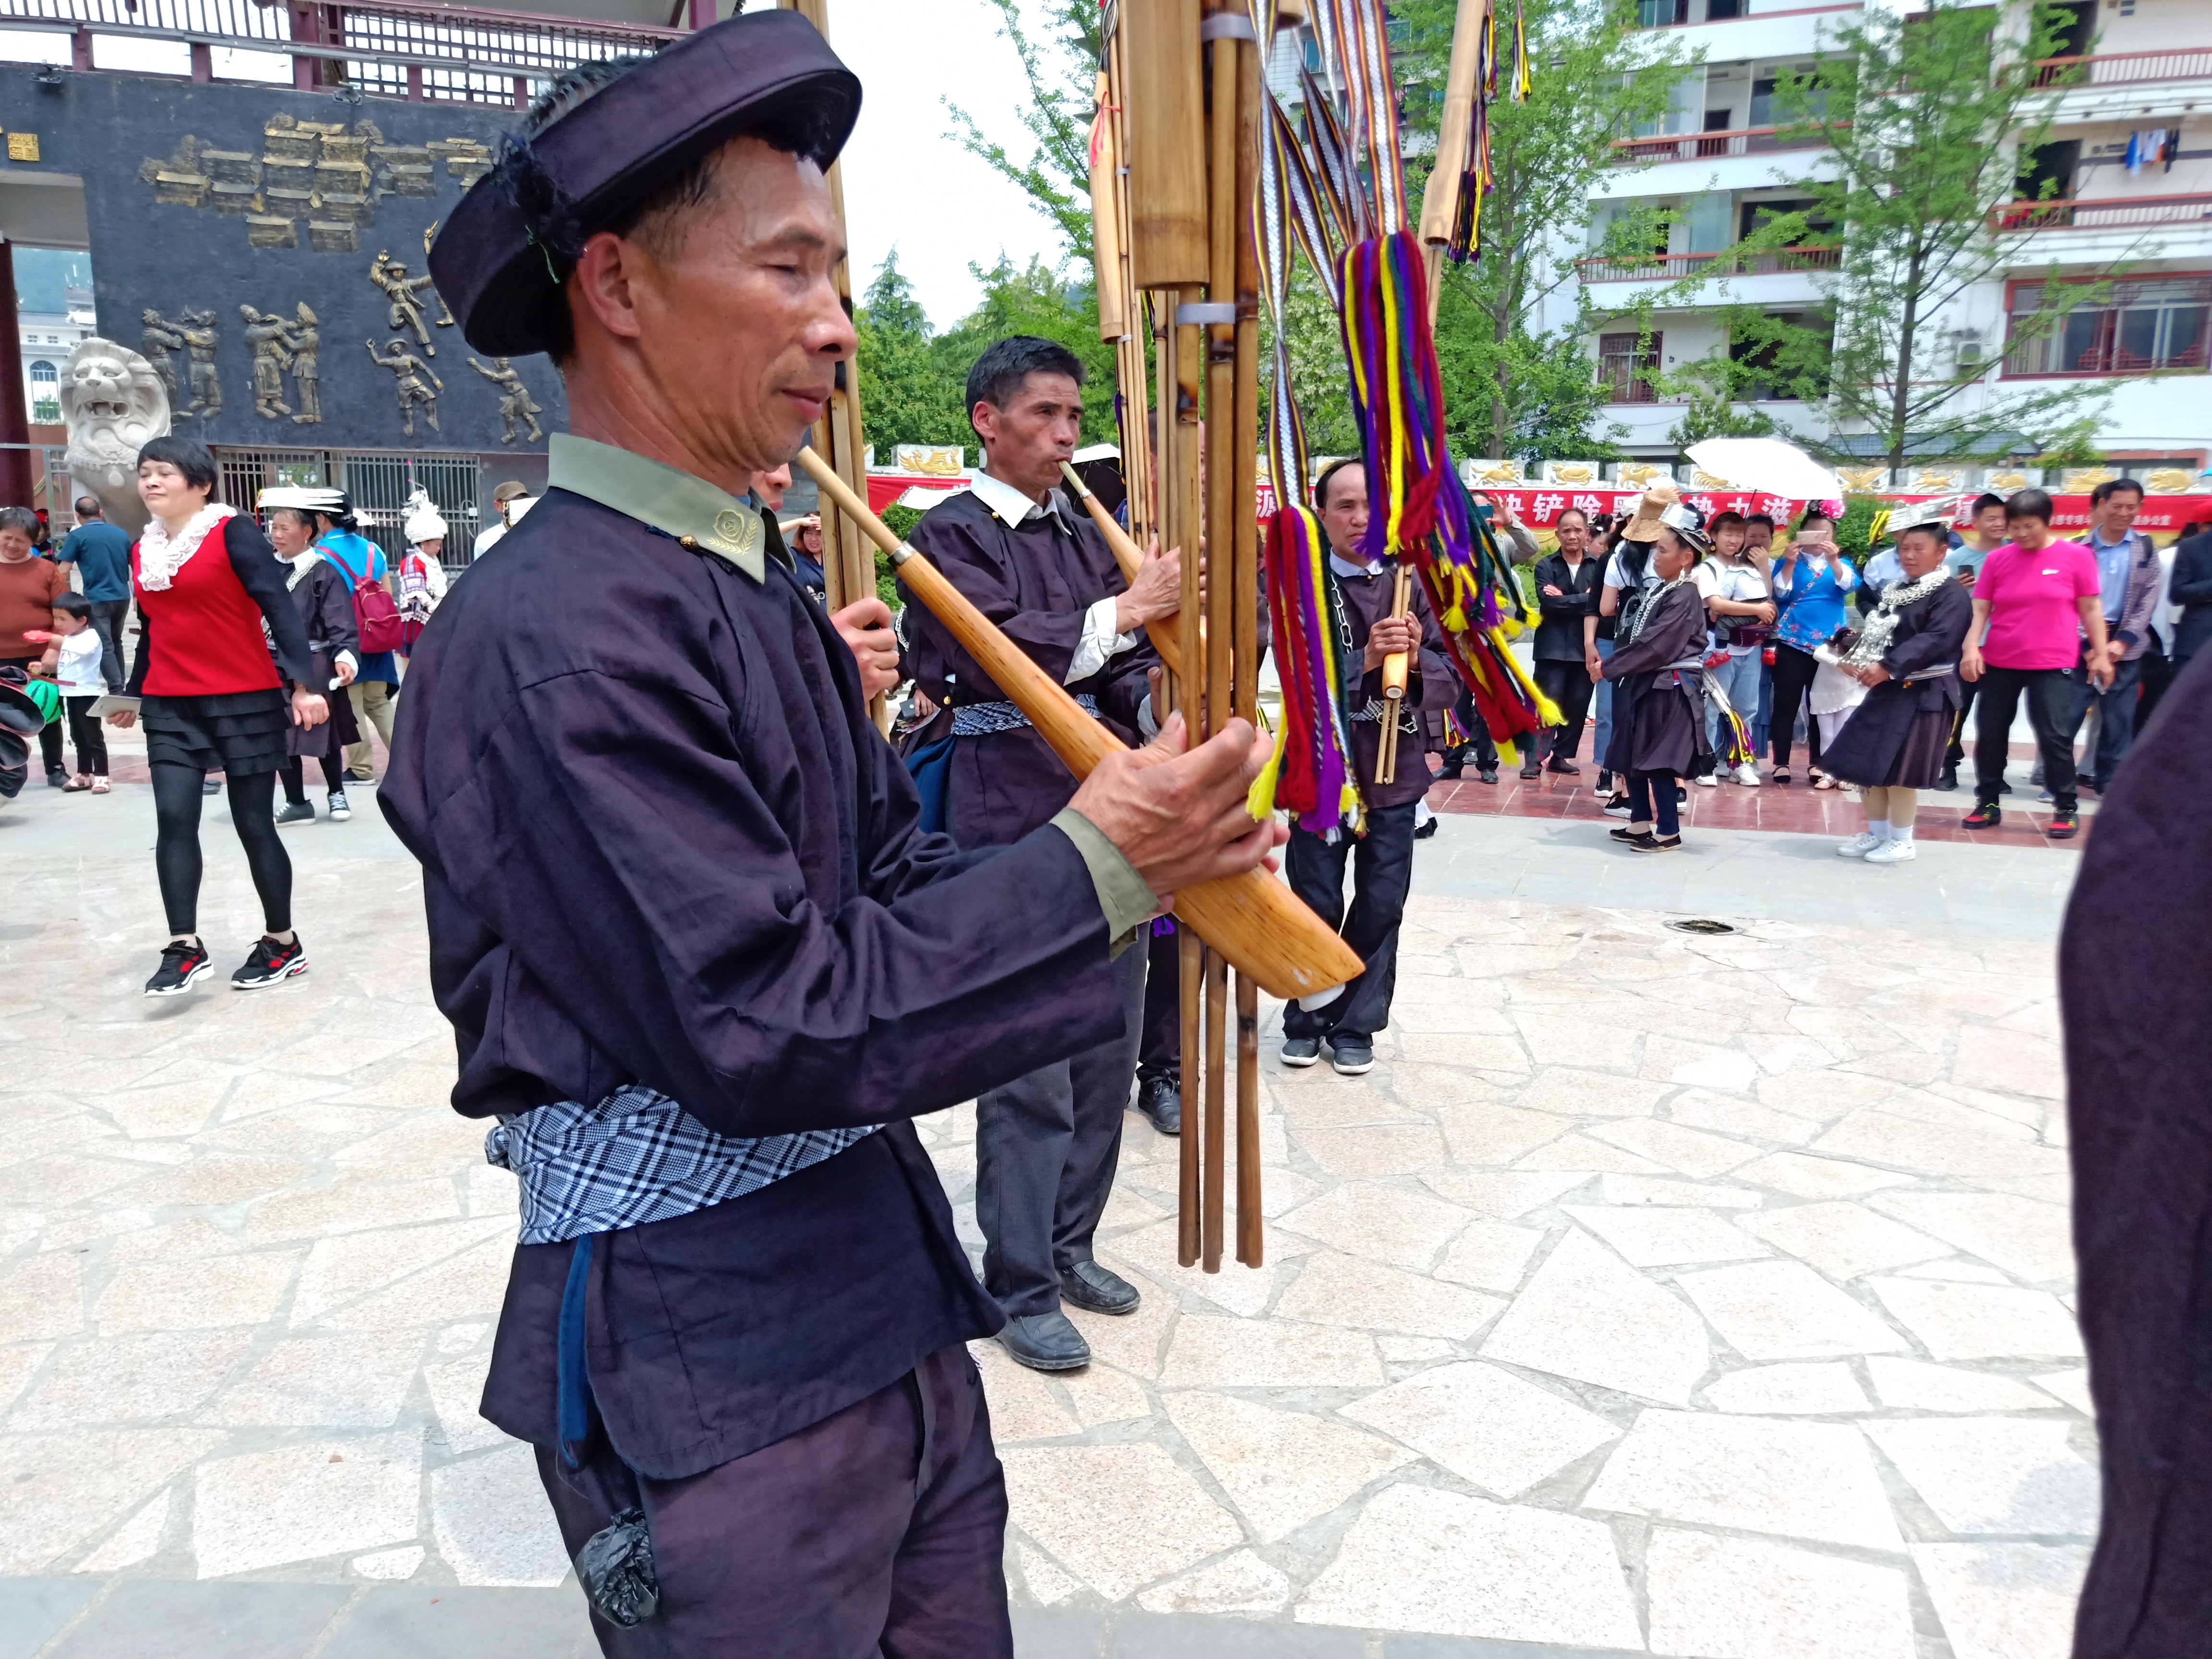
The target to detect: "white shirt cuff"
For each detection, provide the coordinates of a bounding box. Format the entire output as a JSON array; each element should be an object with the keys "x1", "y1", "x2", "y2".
[{"x1": 1068, "y1": 595, "x2": 1137, "y2": 685}]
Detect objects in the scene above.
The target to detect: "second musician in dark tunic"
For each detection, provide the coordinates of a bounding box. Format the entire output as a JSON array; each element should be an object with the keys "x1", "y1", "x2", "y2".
[
  {"x1": 1601, "y1": 514, "x2": 1714, "y2": 852},
  {"x1": 1280, "y1": 459, "x2": 1458, "y2": 1076},
  {"x1": 902, "y1": 336, "x2": 1179, "y2": 1375}
]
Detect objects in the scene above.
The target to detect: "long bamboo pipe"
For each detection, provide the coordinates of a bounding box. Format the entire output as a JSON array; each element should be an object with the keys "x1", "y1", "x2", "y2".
[
  {"x1": 798, "y1": 448, "x2": 1358, "y2": 1002},
  {"x1": 1057, "y1": 461, "x2": 1183, "y2": 680},
  {"x1": 1376, "y1": 562, "x2": 1413, "y2": 785}
]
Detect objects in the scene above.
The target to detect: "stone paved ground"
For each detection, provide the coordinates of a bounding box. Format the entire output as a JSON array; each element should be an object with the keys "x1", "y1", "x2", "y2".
[{"x1": 0, "y1": 757, "x2": 2092, "y2": 1658}]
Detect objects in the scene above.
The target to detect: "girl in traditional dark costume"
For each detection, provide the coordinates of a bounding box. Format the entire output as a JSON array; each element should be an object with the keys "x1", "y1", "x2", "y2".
[{"x1": 1599, "y1": 506, "x2": 1716, "y2": 852}]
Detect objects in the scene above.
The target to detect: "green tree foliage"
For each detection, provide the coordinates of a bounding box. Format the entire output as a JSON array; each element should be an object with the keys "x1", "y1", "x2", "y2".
[
  {"x1": 1393, "y1": 0, "x2": 1695, "y2": 462},
  {"x1": 855, "y1": 251, "x2": 1120, "y2": 454},
  {"x1": 1754, "y1": 0, "x2": 2116, "y2": 469},
  {"x1": 944, "y1": 0, "x2": 1101, "y2": 268}
]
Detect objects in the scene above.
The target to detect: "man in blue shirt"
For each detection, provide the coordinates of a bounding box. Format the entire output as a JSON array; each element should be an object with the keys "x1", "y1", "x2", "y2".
[
  {"x1": 2068, "y1": 478, "x2": 2160, "y2": 793},
  {"x1": 53, "y1": 497, "x2": 135, "y2": 692}
]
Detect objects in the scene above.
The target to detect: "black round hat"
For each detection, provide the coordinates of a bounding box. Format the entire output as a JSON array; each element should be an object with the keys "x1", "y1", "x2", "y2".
[{"x1": 429, "y1": 10, "x2": 861, "y2": 358}]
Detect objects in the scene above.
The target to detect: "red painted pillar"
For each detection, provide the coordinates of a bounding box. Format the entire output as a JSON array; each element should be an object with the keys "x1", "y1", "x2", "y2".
[
  {"x1": 71, "y1": 25, "x2": 92, "y2": 71},
  {"x1": 0, "y1": 243, "x2": 35, "y2": 512},
  {"x1": 191, "y1": 40, "x2": 214, "y2": 82},
  {"x1": 690, "y1": 0, "x2": 715, "y2": 28}
]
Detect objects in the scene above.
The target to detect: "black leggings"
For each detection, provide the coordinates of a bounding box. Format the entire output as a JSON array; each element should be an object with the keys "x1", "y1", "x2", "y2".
[
  {"x1": 282, "y1": 751, "x2": 348, "y2": 804},
  {"x1": 150, "y1": 761, "x2": 291, "y2": 937},
  {"x1": 1768, "y1": 643, "x2": 1824, "y2": 772},
  {"x1": 1534, "y1": 659, "x2": 1596, "y2": 763}
]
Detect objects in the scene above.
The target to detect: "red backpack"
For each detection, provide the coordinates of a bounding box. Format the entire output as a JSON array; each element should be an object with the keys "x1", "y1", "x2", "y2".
[{"x1": 323, "y1": 538, "x2": 406, "y2": 654}]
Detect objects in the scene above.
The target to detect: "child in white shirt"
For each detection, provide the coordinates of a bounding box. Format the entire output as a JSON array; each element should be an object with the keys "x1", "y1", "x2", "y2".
[
  {"x1": 48, "y1": 594, "x2": 109, "y2": 793},
  {"x1": 1809, "y1": 626, "x2": 1868, "y2": 786}
]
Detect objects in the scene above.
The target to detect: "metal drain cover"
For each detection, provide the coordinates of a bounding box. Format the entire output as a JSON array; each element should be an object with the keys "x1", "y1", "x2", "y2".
[{"x1": 1666, "y1": 918, "x2": 1739, "y2": 936}]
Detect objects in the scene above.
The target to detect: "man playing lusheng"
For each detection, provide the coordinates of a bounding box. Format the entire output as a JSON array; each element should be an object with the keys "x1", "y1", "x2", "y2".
[
  {"x1": 395, "y1": 15, "x2": 1278, "y2": 1656},
  {"x1": 901, "y1": 337, "x2": 1182, "y2": 1373}
]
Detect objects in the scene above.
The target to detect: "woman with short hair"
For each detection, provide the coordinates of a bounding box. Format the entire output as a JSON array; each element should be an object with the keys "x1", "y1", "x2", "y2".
[
  {"x1": 1599, "y1": 507, "x2": 1715, "y2": 852},
  {"x1": 109, "y1": 436, "x2": 326, "y2": 995},
  {"x1": 1823, "y1": 507, "x2": 1976, "y2": 865}
]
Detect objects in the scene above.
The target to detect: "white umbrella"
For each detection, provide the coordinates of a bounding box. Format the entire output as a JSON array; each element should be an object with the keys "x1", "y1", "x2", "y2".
[{"x1": 1686, "y1": 438, "x2": 1844, "y2": 502}]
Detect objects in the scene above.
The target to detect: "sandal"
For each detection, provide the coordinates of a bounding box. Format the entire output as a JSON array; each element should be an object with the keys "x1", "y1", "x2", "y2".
[
  {"x1": 1813, "y1": 775, "x2": 1837, "y2": 791},
  {"x1": 91, "y1": 777, "x2": 110, "y2": 794},
  {"x1": 62, "y1": 775, "x2": 93, "y2": 793},
  {"x1": 1774, "y1": 768, "x2": 1791, "y2": 785}
]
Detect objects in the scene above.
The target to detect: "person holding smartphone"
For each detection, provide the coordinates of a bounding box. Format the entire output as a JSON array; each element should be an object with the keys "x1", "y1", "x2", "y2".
[{"x1": 1767, "y1": 510, "x2": 1857, "y2": 786}]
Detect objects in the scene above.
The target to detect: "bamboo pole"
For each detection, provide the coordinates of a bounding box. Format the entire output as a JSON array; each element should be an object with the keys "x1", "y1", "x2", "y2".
[
  {"x1": 1376, "y1": 562, "x2": 1413, "y2": 784},
  {"x1": 798, "y1": 450, "x2": 1361, "y2": 1001},
  {"x1": 1231, "y1": 18, "x2": 1265, "y2": 1269},
  {"x1": 1058, "y1": 461, "x2": 1183, "y2": 680},
  {"x1": 1122, "y1": 0, "x2": 1208, "y2": 288},
  {"x1": 1415, "y1": 0, "x2": 1491, "y2": 327}
]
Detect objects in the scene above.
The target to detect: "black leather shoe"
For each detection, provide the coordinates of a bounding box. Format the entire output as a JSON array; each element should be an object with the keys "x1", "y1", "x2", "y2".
[
  {"x1": 1413, "y1": 813, "x2": 1439, "y2": 839},
  {"x1": 1518, "y1": 759, "x2": 1541, "y2": 779},
  {"x1": 1478, "y1": 767, "x2": 1499, "y2": 784},
  {"x1": 1060, "y1": 1259, "x2": 1141, "y2": 1315},
  {"x1": 1134, "y1": 1072, "x2": 1181, "y2": 1135},
  {"x1": 998, "y1": 1310, "x2": 1092, "y2": 1371}
]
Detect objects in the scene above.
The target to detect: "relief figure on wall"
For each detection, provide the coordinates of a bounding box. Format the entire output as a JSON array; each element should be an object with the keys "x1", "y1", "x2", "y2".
[
  {"x1": 288, "y1": 304, "x2": 322, "y2": 425},
  {"x1": 368, "y1": 339, "x2": 443, "y2": 435},
  {"x1": 176, "y1": 309, "x2": 222, "y2": 418},
  {"x1": 468, "y1": 357, "x2": 544, "y2": 444},
  {"x1": 139, "y1": 311, "x2": 185, "y2": 407},
  {"x1": 241, "y1": 305, "x2": 296, "y2": 419},
  {"x1": 422, "y1": 223, "x2": 458, "y2": 330},
  {"x1": 370, "y1": 251, "x2": 439, "y2": 354}
]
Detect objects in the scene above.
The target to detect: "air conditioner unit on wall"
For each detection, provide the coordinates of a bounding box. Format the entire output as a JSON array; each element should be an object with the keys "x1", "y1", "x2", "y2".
[{"x1": 1952, "y1": 328, "x2": 1985, "y2": 369}]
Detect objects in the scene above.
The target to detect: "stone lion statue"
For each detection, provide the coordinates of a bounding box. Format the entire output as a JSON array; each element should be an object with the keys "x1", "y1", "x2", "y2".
[{"x1": 61, "y1": 339, "x2": 173, "y2": 537}]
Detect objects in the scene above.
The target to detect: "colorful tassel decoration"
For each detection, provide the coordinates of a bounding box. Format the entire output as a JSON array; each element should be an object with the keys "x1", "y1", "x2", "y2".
[{"x1": 1259, "y1": 505, "x2": 1364, "y2": 837}]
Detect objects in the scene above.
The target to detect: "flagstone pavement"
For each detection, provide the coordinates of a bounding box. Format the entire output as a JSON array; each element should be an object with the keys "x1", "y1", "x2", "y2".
[{"x1": 0, "y1": 772, "x2": 2093, "y2": 1658}]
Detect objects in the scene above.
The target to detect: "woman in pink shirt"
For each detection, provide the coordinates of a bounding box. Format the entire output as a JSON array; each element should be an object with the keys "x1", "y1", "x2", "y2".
[{"x1": 1962, "y1": 489, "x2": 2112, "y2": 838}]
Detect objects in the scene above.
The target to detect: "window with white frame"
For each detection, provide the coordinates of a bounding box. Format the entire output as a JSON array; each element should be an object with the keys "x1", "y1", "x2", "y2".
[{"x1": 2003, "y1": 275, "x2": 2210, "y2": 377}]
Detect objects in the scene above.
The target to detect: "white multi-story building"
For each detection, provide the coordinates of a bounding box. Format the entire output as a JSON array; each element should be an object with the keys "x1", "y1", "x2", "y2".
[
  {"x1": 1548, "y1": 0, "x2": 2211, "y2": 479},
  {"x1": 18, "y1": 279, "x2": 96, "y2": 427}
]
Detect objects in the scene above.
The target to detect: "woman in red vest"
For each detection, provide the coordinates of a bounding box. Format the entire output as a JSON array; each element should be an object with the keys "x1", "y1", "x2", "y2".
[{"x1": 108, "y1": 436, "x2": 328, "y2": 996}]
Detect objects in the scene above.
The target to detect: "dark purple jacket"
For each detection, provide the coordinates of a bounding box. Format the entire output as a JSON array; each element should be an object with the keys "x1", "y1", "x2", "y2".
[
  {"x1": 901, "y1": 488, "x2": 1157, "y2": 847},
  {"x1": 379, "y1": 488, "x2": 1124, "y2": 1479}
]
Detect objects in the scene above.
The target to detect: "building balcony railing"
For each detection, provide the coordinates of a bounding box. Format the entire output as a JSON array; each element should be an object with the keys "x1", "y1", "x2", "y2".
[
  {"x1": 1635, "y1": 1, "x2": 1858, "y2": 32},
  {"x1": 1577, "y1": 244, "x2": 1842, "y2": 282},
  {"x1": 2030, "y1": 47, "x2": 2212, "y2": 90},
  {"x1": 1611, "y1": 122, "x2": 1839, "y2": 165},
  {"x1": 0, "y1": 0, "x2": 680, "y2": 105},
  {"x1": 1993, "y1": 193, "x2": 2212, "y2": 233}
]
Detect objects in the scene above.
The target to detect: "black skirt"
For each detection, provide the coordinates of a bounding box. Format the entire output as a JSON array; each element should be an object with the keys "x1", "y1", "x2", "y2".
[
  {"x1": 286, "y1": 652, "x2": 361, "y2": 760},
  {"x1": 1822, "y1": 691, "x2": 1954, "y2": 790},
  {"x1": 142, "y1": 688, "x2": 291, "y2": 777}
]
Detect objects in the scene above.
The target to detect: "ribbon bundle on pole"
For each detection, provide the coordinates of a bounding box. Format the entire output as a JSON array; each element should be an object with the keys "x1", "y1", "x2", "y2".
[{"x1": 1253, "y1": 505, "x2": 1361, "y2": 836}]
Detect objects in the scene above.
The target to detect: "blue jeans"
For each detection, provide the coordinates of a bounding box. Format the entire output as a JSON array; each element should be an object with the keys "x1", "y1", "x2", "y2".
[
  {"x1": 1752, "y1": 656, "x2": 1775, "y2": 757},
  {"x1": 1591, "y1": 637, "x2": 1616, "y2": 771},
  {"x1": 1704, "y1": 650, "x2": 1761, "y2": 758}
]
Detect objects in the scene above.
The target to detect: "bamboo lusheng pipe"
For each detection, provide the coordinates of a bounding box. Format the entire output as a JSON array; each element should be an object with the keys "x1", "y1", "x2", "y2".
[
  {"x1": 1376, "y1": 562, "x2": 1414, "y2": 785},
  {"x1": 1416, "y1": 0, "x2": 1491, "y2": 326},
  {"x1": 798, "y1": 447, "x2": 1360, "y2": 1002},
  {"x1": 1232, "y1": 19, "x2": 1265, "y2": 1271},
  {"x1": 1058, "y1": 461, "x2": 1183, "y2": 681}
]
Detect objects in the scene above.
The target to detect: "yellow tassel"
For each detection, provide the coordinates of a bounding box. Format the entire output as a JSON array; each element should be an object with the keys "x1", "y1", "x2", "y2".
[
  {"x1": 1498, "y1": 737, "x2": 1519, "y2": 769},
  {"x1": 1247, "y1": 720, "x2": 1288, "y2": 819},
  {"x1": 1532, "y1": 689, "x2": 1564, "y2": 726},
  {"x1": 1443, "y1": 604, "x2": 1467, "y2": 631}
]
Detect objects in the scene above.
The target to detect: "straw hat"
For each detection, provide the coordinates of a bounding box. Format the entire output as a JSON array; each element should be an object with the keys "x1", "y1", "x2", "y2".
[{"x1": 1620, "y1": 481, "x2": 1683, "y2": 541}]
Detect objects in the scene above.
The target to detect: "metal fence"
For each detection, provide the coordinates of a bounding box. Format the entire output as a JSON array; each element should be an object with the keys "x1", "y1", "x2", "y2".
[
  {"x1": 1577, "y1": 245, "x2": 1842, "y2": 283},
  {"x1": 0, "y1": 0, "x2": 680, "y2": 104},
  {"x1": 1994, "y1": 193, "x2": 2212, "y2": 233},
  {"x1": 2031, "y1": 48, "x2": 2212, "y2": 90},
  {"x1": 341, "y1": 450, "x2": 479, "y2": 570},
  {"x1": 1611, "y1": 124, "x2": 1839, "y2": 165}
]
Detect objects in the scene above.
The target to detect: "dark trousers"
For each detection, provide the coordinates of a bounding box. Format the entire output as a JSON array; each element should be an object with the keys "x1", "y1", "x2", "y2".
[
  {"x1": 1282, "y1": 797, "x2": 1418, "y2": 1046},
  {"x1": 63, "y1": 696, "x2": 108, "y2": 775},
  {"x1": 87, "y1": 598, "x2": 131, "y2": 691},
  {"x1": 1946, "y1": 677, "x2": 1980, "y2": 772},
  {"x1": 2136, "y1": 645, "x2": 2176, "y2": 732},
  {"x1": 0, "y1": 657, "x2": 63, "y2": 775},
  {"x1": 1534, "y1": 658, "x2": 1595, "y2": 764},
  {"x1": 537, "y1": 1342, "x2": 1011, "y2": 1659},
  {"x1": 1628, "y1": 769, "x2": 1681, "y2": 836},
  {"x1": 281, "y1": 751, "x2": 347, "y2": 804},
  {"x1": 2065, "y1": 651, "x2": 2145, "y2": 788},
  {"x1": 975, "y1": 942, "x2": 1145, "y2": 1318},
  {"x1": 1137, "y1": 924, "x2": 1179, "y2": 1085},
  {"x1": 1768, "y1": 643, "x2": 1824, "y2": 772},
  {"x1": 1974, "y1": 664, "x2": 2077, "y2": 812}
]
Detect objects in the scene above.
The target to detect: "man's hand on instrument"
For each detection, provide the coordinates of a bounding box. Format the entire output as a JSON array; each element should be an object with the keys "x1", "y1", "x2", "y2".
[
  {"x1": 832, "y1": 596, "x2": 902, "y2": 698},
  {"x1": 1070, "y1": 714, "x2": 1284, "y2": 908},
  {"x1": 1114, "y1": 541, "x2": 1182, "y2": 634},
  {"x1": 1364, "y1": 615, "x2": 1420, "y2": 672}
]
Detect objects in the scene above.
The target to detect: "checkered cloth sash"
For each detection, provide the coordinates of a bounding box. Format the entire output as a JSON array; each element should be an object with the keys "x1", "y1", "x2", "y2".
[
  {"x1": 950, "y1": 692, "x2": 1098, "y2": 736},
  {"x1": 487, "y1": 1085, "x2": 879, "y2": 1245}
]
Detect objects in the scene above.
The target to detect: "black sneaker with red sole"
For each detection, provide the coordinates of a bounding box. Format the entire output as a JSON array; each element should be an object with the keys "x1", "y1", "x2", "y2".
[
  {"x1": 2046, "y1": 810, "x2": 2080, "y2": 840},
  {"x1": 144, "y1": 940, "x2": 213, "y2": 998},
  {"x1": 231, "y1": 934, "x2": 309, "y2": 989},
  {"x1": 1962, "y1": 804, "x2": 2002, "y2": 830}
]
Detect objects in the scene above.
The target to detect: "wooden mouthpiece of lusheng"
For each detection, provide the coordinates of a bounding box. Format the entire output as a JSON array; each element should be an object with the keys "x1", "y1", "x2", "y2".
[
  {"x1": 1122, "y1": 0, "x2": 1207, "y2": 287},
  {"x1": 800, "y1": 448, "x2": 1362, "y2": 1000},
  {"x1": 1058, "y1": 461, "x2": 1184, "y2": 679}
]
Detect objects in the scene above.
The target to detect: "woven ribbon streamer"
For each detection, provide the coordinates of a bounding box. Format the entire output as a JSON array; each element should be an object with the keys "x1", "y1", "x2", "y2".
[{"x1": 1253, "y1": 506, "x2": 1362, "y2": 837}]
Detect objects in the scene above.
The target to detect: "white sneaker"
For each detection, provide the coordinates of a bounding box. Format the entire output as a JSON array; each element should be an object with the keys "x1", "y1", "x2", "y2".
[
  {"x1": 1736, "y1": 763, "x2": 1761, "y2": 786},
  {"x1": 1696, "y1": 773, "x2": 1718, "y2": 787},
  {"x1": 1836, "y1": 831, "x2": 1885, "y2": 858},
  {"x1": 1864, "y1": 839, "x2": 1918, "y2": 865}
]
